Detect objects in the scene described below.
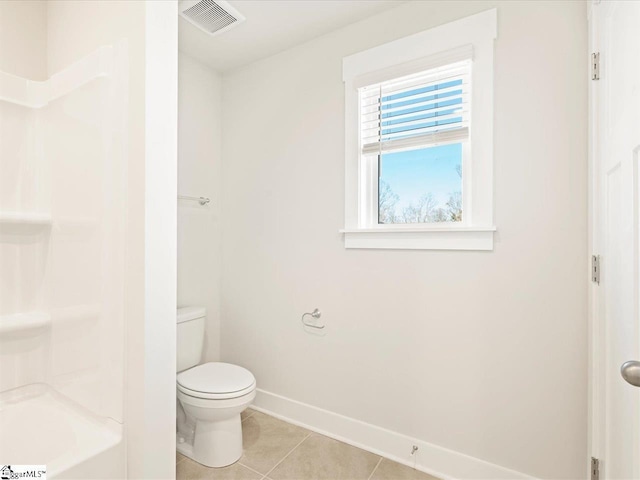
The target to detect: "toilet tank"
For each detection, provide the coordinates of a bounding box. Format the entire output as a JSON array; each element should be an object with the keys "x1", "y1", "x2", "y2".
[{"x1": 177, "y1": 307, "x2": 206, "y2": 372}]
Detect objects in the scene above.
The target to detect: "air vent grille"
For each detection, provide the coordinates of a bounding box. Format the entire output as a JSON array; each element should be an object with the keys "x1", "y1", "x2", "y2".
[{"x1": 180, "y1": 0, "x2": 245, "y2": 36}]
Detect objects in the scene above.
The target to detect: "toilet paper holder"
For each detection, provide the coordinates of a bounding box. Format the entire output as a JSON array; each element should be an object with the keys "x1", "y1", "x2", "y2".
[{"x1": 301, "y1": 308, "x2": 324, "y2": 329}]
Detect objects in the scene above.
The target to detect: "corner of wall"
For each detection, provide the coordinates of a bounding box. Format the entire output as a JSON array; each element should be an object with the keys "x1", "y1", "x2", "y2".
[{"x1": 177, "y1": 52, "x2": 223, "y2": 363}]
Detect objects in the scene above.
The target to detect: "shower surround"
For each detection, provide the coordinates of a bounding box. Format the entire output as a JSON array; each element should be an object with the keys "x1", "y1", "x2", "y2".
[{"x1": 0, "y1": 42, "x2": 127, "y2": 479}]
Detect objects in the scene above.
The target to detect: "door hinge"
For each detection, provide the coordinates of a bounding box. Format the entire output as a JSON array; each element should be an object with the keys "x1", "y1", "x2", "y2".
[
  {"x1": 592, "y1": 255, "x2": 600, "y2": 284},
  {"x1": 591, "y1": 457, "x2": 600, "y2": 480},
  {"x1": 592, "y1": 52, "x2": 600, "y2": 80}
]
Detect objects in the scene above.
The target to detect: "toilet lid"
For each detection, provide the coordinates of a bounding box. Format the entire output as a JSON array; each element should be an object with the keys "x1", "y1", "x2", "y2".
[{"x1": 177, "y1": 362, "x2": 255, "y2": 395}]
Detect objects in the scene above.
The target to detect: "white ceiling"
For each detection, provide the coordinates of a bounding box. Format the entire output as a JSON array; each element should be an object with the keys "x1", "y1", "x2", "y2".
[{"x1": 179, "y1": 0, "x2": 406, "y2": 72}]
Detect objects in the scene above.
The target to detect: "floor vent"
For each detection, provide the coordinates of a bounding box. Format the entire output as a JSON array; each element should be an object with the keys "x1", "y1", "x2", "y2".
[{"x1": 179, "y1": 0, "x2": 245, "y2": 37}]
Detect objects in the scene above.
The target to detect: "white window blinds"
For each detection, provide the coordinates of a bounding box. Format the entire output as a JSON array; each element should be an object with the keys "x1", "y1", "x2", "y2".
[{"x1": 359, "y1": 59, "x2": 471, "y2": 156}]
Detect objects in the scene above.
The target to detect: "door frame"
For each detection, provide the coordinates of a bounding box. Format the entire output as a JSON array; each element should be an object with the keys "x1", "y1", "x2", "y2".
[{"x1": 587, "y1": 0, "x2": 602, "y2": 476}]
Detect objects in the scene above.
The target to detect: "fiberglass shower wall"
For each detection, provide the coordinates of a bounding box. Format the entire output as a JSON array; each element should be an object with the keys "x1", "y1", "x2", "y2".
[{"x1": 0, "y1": 41, "x2": 128, "y2": 467}]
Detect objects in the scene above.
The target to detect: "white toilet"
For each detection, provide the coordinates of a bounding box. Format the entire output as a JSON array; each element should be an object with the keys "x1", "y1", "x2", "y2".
[{"x1": 176, "y1": 307, "x2": 256, "y2": 468}]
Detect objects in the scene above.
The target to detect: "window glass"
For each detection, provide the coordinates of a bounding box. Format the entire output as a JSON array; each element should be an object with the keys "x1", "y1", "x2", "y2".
[{"x1": 378, "y1": 143, "x2": 462, "y2": 224}]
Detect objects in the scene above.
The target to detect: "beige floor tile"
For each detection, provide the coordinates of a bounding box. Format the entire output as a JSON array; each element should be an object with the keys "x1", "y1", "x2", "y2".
[
  {"x1": 240, "y1": 411, "x2": 310, "y2": 474},
  {"x1": 370, "y1": 458, "x2": 440, "y2": 480},
  {"x1": 268, "y1": 434, "x2": 380, "y2": 480},
  {"x1": 177, "y1": 452, "x2": 187, "y2": 465},
  {"x1": 177, "y1": 457, "x2": 263, "y2": 480},
  {"x1": 241, "y1": 408, "x2": 256, "y2": 422}
]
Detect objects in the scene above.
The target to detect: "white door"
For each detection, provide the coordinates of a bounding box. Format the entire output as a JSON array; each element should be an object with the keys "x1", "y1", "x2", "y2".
[{"x1": 591, "y1": 1, "x2": 640, "y2": 479}]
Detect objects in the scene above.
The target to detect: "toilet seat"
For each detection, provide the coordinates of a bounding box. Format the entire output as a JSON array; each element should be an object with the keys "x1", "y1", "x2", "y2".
[{"x1": 177, "y1": 362, "x2": 256, "y2": 400}]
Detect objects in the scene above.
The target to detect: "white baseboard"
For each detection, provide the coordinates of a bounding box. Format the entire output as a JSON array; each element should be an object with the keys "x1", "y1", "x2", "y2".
[{"x1": 252, "y1": 389, "x2": 536, "y2": 480}]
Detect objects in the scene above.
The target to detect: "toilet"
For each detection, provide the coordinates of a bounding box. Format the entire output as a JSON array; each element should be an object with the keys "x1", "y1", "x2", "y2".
[{"x1": 176, "y1": 307, "x2": 256, "y2": 468}]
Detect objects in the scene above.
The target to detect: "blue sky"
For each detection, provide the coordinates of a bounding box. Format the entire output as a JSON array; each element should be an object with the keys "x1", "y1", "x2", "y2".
[{"x1": 379, "y1": 143, "x2": 462, "y2": 210}]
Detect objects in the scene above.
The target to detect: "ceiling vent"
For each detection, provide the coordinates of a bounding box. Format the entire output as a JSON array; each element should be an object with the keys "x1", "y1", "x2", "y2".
[{"x1": 179, "y1": 0, "x2": 245, "y2": 37}]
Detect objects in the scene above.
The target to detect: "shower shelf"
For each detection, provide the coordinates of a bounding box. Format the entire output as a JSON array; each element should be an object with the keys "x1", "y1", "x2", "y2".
[
  {"x1": 51, "y1": 304, "x2": 101, "y2": 325},
  {"x1": 0, "y1": 311, "x2": 51, "y2": 336},
  {"x1": 0, "y1": 45, "x2": 112, "y2": 108},
  {"x1": 0, "y1": 212, "x2": 52, "y2": 232}
]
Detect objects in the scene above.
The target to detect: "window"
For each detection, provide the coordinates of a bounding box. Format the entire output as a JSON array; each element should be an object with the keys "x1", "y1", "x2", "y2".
[
  {"x1": 360, "y1": 61, "x2": 470, "y2": 226},
  {"x1": 342, "y1": 9, "x2": 497, "y2": 250}
]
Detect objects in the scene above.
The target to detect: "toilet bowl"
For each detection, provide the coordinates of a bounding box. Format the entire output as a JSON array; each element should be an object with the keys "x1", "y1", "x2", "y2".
[
  {"x1": 177, "y1": 362, "x2": 256, "y2": 467},
  {"x1": 176, "y1": 308, "x2": 256, "y2": 468}
]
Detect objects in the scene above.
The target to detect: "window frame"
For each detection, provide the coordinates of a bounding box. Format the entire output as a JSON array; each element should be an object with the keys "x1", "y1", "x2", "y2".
[{"x1": 341, "y1": 9, "x2": 497, "y2": 251}]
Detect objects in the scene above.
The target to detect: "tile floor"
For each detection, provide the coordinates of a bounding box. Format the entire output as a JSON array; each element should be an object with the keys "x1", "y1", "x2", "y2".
[{"x1": 176, "y1": 409, "x2": 440, "y2": 480}]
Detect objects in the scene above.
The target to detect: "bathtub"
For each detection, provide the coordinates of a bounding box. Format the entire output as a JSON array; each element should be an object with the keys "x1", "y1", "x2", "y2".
[{"x1": 0, "y1": 384, "x2": 125, "y2": 479}]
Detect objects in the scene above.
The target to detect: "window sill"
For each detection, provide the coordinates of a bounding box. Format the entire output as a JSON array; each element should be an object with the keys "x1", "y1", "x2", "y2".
[{"x1": 339, "y1": 226, "x2": 496, "y2": 251}]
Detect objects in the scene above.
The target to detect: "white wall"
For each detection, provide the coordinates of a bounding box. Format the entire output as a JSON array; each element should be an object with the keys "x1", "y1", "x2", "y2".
[
  {"x1": 178, "y1": 53, "x2": 222, "y2": 362},
  {"x1": 143, "y1": 2, "x2": 178, "y2": 478},
  {"x1": 221, "y1": 1, "x2": 588, "y2": 479}
]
